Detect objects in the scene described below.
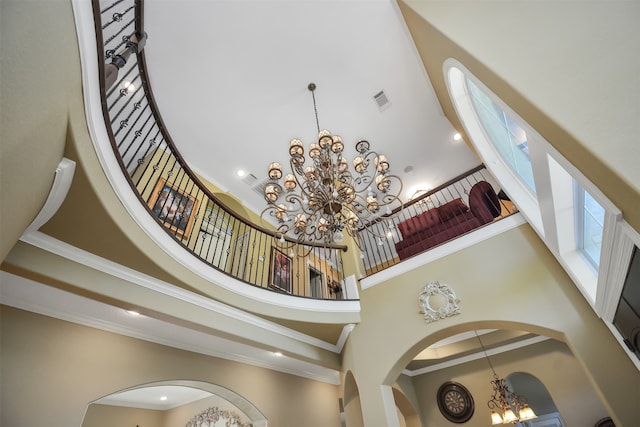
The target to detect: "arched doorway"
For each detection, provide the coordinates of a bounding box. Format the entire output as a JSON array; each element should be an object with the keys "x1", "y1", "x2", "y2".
[
  {"x1": 388, "y1": 324, "x2": 611, "y2": 427},
  {"x1": 82, "y1": 380, "x2": 267, "y2": 427}
]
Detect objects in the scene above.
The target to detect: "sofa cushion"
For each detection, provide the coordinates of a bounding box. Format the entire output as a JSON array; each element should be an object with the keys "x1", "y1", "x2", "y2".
[
  {"x1": 397, "y1": 209, "x2": 440, "y2": 239},
  {"x1": 437, "y1": 198, "x2": 468, "y2": 221},
  {"x1": 395, "y1": 216, "x2": 482, "y2": 260},
  {"x1": 417, "y1": 209, "x2": 440, "y2": 229}
]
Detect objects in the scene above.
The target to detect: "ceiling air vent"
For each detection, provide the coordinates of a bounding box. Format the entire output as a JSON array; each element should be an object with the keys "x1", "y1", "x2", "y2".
[
  {"x1": 242, "y1": 173, "x2": 258, "y2": 186},
  {"x1": 252, "y1": 178, "x2": 271, "y2": 197},
  {"x1": 374, "y1": 90, "x2": 391, "y2": 111}
]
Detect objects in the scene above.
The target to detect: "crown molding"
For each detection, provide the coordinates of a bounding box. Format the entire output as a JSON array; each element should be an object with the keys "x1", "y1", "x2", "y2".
[
  {"x1": 20, "y1": 231, "x2": 355, "y2": 354},
  {"x1": 1, "y1": 271, "x2": 340, "y2": 384},
  {"x1": 403, "y1": 335, "x2": 549, "y2": 377}
]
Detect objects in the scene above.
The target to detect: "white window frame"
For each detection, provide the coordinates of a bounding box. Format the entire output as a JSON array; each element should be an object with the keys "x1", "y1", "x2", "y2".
[{"x1": 443, "y1": 58, "x2": 629, "y2": 312}]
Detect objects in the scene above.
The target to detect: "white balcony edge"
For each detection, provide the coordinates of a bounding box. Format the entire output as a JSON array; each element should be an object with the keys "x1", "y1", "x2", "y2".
[
  {"x1": 71, "y1": 0, "x2": 360, "y2": 316},
  {"x1": 360, "y1": 214, "x2": 526, "y2": 290}
]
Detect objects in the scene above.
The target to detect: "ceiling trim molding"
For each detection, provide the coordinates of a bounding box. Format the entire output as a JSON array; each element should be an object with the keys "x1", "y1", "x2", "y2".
[
  {"x1": 1, "y1": 271, "x2": 340, "y2": 385},
  {"x1": 403, "y1": 335, "x2": 549, "y2": 377},
  {"x1": 19, "y1": 230, "x2": 349, "y2": 354},
  {"x1": 22, "y1": 158, "x2": 76, "y2": 236}
]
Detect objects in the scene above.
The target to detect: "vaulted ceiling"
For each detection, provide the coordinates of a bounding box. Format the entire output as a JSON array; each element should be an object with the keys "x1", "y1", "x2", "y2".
[{"x1": 142, "y1": 0, "x2": 480, "y2": 215}]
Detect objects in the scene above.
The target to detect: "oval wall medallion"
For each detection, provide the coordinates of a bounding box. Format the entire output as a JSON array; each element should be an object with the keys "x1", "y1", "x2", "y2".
[{"x1": 418, "y1": 281, "x2": 461, "y2": 323}]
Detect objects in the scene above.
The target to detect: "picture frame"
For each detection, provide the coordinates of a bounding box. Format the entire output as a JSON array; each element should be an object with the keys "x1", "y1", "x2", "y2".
[
  {"x1": 269, "y1": 247, "x2": 292, "y2": 293},
  {"x1": 148, "y1": 178, "x2": 200, "y2": 237}
]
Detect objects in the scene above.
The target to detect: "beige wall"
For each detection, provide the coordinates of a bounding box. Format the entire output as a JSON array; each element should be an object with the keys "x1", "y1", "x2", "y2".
[
  {"x1": 342, "y1": 225, "x2": 640, "y2": 426},
  {"x1": 412, "y1": 339, "x2": 608, "y2": 426},
  {"x1": 399, "y1": 0, "x2": 640, "y2": 233},
  {"x1": 83, "y1": 404, "x2": 164, "y2": 427},
  {"x1": 0, "y1": 0, "x2": 82, "y2": 261},
  {"x1": 0, "y1": 306, "x2": 342, "y2": 427}
]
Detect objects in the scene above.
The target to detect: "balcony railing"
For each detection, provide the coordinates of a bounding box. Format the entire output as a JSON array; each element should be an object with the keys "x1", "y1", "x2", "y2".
[
  {"x1": 92, "y1": 0, "x2": 349, "y2": 300},
  {"x1": 358, "y1": 165, "x2": 518, "y2": 275},
  {"x1": 91, "y1": 0, "x2": 517, "y2": 294}
]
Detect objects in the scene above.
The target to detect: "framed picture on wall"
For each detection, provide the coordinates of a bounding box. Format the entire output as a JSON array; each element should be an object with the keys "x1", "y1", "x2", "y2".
[
  {"x1": 269, "y1": 248, "x2": 292, "y2": 293},
  {"x1": 148, "y1": 178, "x2": 200, "y2": 237}
]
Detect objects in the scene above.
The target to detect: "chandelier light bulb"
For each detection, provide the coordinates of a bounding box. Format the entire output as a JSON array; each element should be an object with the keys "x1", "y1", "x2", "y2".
[
  {"x1": 375, "y1": 154, "x2": 389, "y2": 172},
  {"x1": 294, "y1": 214, "x2": 307, "y2": 230},
  {"x1": 490, "y1": 411, "x2": 503, "y2": 425},
  {"x1": 331, "y1": 135, "x2": 344, "y2": 153},
  {"x1": 309, "y1": 143, "x2": 321, "y2": 158},
  {"x1": 502, "y1": 409, "x2": 517, "y2": 423},
  {"x1": 289, "y1": 139, "x2": 304, "y2": 156},
  {"x1": 268, "y1": 162, "x2": 283, "y2": 180},
  {"x1": 519, "y1": 405, "x2": 536, "y2": 420},
  {"x1": 284, "y1": 174, "x2": 296, "y2": 190}
]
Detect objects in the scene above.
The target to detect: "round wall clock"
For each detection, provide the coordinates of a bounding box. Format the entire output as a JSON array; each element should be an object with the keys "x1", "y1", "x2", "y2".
[{"x1": 436, "y1": 381, "x2": 475, "y2": 423}]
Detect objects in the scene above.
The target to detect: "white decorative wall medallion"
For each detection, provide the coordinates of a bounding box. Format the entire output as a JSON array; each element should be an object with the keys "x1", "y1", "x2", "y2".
[
  {"x1": 418, "y1": 281, "x2": 461, "y2": 323},
  {"x1": 186, "y1": 406, "x2": 252, "y2": 427}
]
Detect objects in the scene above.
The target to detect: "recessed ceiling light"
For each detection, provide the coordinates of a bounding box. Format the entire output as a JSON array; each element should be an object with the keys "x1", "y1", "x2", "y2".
[
  {"x1": 273, "y1": 351, "x2": 283, "y2": 357},
  {"x1": 453, "y1": 132, "x2": 462, "y2": 141},
  {"x1": 125, "y1": 310, "x2": 140, "y2": 316},
  {"x1": 122, "y1": 80, "x2": 135, "y2": 93},
  {"x1": 160, "y1": 396, "x2": 168, "y2": 401},
  {"x1": 236, "y1": 169, "x2": 246, "y2": 177},
  {"x1": 408, "y1": 184, "x2": 431, "y2": 200}
]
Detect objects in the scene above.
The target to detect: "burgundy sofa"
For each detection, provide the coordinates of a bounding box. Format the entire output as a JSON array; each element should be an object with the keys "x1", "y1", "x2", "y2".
[{"x1": 394, "y1": 181, "x2": 501, "y2": 260}]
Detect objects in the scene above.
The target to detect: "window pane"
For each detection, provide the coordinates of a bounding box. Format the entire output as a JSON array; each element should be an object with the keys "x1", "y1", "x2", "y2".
[
  {"x1": 467, "y1": 79, "x2": 536, "y2": 193},
  {"x1": 580, "y1": 189, "x2": 605, "y2": 268}
]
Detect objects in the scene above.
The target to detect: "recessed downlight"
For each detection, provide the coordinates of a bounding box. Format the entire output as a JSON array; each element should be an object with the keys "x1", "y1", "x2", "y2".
[
  {"x1": 453, "y1": 132, "x2": 462, "y2": 141},
  {"x1": 273, "y1": 351, "x2": 283, "y2": 357},
  {"x1": 236, "y1": 169, "x2": 246, "y2": 177},
  {"x1": 407, "y1": 184, "x2": 431, "y2": 200},
  {"x1": 122, "y1": 80, "x2": 135, "y2": 93},
  {"x1": 125, "y1": 310, "x2": 140, "y2": 316},
  {"x1": 160, "y1": 396, "x2": 168, "y2": 401}
]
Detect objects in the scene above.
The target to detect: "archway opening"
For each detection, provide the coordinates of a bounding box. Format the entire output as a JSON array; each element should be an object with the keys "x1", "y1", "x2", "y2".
[
  {"x1": 82, "y1": 380, "x2": 266, "y2": 427},
  {"x1": 388, "y1": 324, "x2": 611, "y2": 427}
]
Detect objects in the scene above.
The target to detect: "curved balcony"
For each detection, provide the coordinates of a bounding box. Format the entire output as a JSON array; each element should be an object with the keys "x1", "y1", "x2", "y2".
[
  {"x1": 87, "y1": 0, "x2": 354, "y2": 301},
  {"x1": 79, "y1": 0, "x2": 520, "y2": 309}
]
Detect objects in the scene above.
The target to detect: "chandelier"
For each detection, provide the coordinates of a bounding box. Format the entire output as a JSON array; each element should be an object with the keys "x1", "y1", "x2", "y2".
[
  {"x1": 262, "y1": 83, "x2": 402, "y2": 251},
  {"x1": 475, "y1": 331, "x2": 538, "y2": 424}
]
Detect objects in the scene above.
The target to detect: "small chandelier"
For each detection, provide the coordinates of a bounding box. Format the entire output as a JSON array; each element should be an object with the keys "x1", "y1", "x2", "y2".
[
  {"x1": 262, "y1": 83, "x2": 402, "y2": 251},
  {"x1": 475, "y1": 331, "x2": 538, "y2": 424}
]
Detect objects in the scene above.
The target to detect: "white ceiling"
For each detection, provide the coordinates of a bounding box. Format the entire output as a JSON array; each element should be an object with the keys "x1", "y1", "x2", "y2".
[
  {"x1": 142, "y1": 0, "x2": 480, "y2": 215},
  {"x1": 93, "y1": 385, "x2": 211, "y2": 410}
]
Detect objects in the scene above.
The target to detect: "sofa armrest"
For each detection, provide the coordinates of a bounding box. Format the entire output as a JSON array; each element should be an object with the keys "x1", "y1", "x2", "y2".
[{"x1": 468, "y1": 181, "x2": 501, "y2": 224}]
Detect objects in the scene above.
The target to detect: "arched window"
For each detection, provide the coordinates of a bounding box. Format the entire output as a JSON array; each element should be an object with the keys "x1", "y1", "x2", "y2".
[
  {"x1": 443, "y1": 58, "x2": 622, "y2": 308},
  {"x1": 466, "y1": 78, "x2": 536, "y2": 193}
]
